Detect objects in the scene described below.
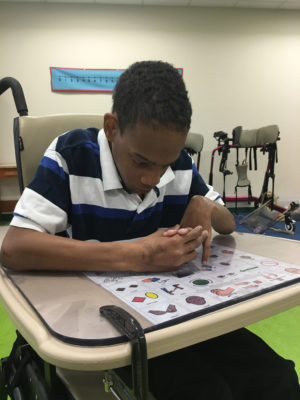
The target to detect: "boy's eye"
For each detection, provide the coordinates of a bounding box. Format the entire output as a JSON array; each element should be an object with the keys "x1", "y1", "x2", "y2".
[
  {"x1": 133, "y1": 159, "x2": 149, "y2": 167},
  {"x1": 132, "y1": 158, "x2": 169, "y2": 172}
]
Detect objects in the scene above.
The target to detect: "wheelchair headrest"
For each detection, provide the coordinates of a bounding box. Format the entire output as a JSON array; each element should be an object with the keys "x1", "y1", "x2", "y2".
[{"x1": 185, "y1": 132, "x2": 204, "y2": 154}]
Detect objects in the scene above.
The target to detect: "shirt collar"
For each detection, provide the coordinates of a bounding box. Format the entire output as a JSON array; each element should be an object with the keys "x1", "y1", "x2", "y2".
[
  {"x1": 98, "y1": 128, "x2": 175, "y2": 192},
  {"x1": 99, "y1": 129, "x2": 123, "y2": 191},
  {"x1": 157, "y1": 166, "x2": 175, "y2": 188}
]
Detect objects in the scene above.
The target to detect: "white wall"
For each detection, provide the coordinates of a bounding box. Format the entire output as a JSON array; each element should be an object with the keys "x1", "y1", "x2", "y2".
[{"x1": 0, "y1": 2, "x2": 299, "y2": 206}]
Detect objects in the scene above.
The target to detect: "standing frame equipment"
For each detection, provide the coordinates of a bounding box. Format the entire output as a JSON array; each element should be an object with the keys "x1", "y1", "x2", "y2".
[
  {"x1": 209, "y1": 124, "x2": 282, "y2": 212},
  {"x1": 209, "y1": 125, "x2": 299, "y2": 233}
]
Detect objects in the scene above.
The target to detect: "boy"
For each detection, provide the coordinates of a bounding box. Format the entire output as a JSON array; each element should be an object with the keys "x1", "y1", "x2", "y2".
[
  {"x1": 1, "y1": 61, "x2": 299, "y2": 399},
  {"x1": 0, "y1": 61, "x2": 234, "y2": 272}
]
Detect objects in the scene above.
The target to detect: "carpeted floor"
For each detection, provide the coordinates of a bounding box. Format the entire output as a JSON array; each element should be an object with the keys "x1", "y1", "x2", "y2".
[{"x1": 235, "y1": 215, "x2": 300, "y2": 241}]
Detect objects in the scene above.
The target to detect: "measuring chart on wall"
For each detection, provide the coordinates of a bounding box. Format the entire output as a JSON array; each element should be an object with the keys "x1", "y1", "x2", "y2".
[
  {"x1": 50, "y1": 67, "x2": 125, "y2": 92},
  {"x1": 86, "y1": 244, "x2": 300, "y2": 325},
  {"x1": 50, "y1": 67, "x2": 183, "y2": 92}
]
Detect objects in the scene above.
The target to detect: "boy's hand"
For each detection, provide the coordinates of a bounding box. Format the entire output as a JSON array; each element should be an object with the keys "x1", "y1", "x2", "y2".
[
  {"x1": 180, "y1": 196, "x2": 215, "y2": 264},
  {"x1": 162, "y1": 224, "x2": 191, "y2": 237},
  {"x1": 136, "y1": 225, "x2": 208, "y2": 272}
]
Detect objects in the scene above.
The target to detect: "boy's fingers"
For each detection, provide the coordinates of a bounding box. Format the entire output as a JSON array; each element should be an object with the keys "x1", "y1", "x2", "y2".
[
  {"x1": 163, "y1": 225, "x2": 196, "y2": 237},
  {"x1": 171, "y1": 224, "x2": 180, "y2": 230},
  {"x1": 162, "y1": 224, "x2": 180, "y2": 236},
  {"x1": 185, "y1": 225, "x2": 204, "y2": 241},
  {"x1": 201, "y1": 233, "x2": 211, "y2": 264},
  {"x1": 177, "y1": 228, "x2": 189, "y2": 235},
  {"x1": 184, "y1": 228, "x2": 208, "y2": 254}
]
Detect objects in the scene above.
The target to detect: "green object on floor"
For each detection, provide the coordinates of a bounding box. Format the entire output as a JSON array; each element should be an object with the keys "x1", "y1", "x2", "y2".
[
  {"x1": 0, "y1": 304, "x2": 16, "y2": 359},
  {"x1": 248, "y1": 305, "x2": 300, "y2": 379}
]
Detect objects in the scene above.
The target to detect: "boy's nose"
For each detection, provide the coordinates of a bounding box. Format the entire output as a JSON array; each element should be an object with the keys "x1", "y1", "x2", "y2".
[{"x1": 141, "y1": 170, "x2": 161, "y2": 188}]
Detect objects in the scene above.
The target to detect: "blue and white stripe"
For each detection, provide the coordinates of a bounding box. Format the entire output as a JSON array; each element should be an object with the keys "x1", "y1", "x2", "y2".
[{"x1": 11, "y1": 128, "x2": 223, "y2": 241}]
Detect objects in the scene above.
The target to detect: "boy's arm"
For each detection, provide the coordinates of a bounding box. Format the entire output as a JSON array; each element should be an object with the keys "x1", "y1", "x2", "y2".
[
  {"x1": 0, "y1": 225, "x2": 207, "y2": 272},
  {"x1": 179, "y1": 195, "x2": 235, "y2": 263}
]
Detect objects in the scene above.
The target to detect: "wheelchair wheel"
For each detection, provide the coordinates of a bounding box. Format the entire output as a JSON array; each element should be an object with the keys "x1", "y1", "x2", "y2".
[{"x1": 285, "y1": 220, "x2": 296, "y2": 232}]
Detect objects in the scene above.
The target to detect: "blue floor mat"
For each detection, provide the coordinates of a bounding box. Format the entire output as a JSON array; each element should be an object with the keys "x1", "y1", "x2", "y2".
[{"x1": 234, "y1": 212, "x2": 300, "y2": 241}]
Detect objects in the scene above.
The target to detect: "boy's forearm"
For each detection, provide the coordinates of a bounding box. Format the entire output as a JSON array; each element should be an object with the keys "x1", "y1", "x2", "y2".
[
  {"x1": 181, "y1": 195, "x2": 235, "y2": 234},
  {"x1": 0, "y1": 226, "x2": 140, "y2": 272},
  {"x1": 211, "y1": 201, "x2": 236, "y2": 234},
  {"x1": 0, "y1": 225, "x2": 206, "y2": 273}
]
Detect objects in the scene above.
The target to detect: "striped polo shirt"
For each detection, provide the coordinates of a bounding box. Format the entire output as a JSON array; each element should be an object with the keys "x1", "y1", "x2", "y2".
[{"x1": 11, "y1": 128, "x2": 223, "y2": 241}]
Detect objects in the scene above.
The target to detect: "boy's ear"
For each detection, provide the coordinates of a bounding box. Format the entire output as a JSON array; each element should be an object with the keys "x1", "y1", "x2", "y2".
[{"x1": 104, "y1": 113, "x2": 119, "y2": 142}]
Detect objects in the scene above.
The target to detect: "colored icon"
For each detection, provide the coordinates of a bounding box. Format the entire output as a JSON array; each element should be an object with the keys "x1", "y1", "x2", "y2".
[
  {"x1": 192, "y1": 279, "x2": 210, "y2": 286},
  {"x1": 145, "y1": 292, "x2": 158, "y2": 299},
  {"x1": 132, "y1": 297, "x2": 145, "y2": 303},
  {"x1": 185, "y1": 296, "x2": 206, "y2": 305}
]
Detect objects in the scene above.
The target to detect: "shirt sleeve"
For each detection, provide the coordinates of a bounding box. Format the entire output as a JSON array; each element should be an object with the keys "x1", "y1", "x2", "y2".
[
  {"x1": 10, "y1": 138, "x2": 70, "y2": 235},
  {"x1": 190, "y1": 161, "x2": 224, "y2": 205}
]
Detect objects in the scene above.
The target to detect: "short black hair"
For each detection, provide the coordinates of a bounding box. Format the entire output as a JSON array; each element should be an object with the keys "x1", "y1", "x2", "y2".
[{"x1": 112, "y1": 61, "x2": 192, "y2": 133}]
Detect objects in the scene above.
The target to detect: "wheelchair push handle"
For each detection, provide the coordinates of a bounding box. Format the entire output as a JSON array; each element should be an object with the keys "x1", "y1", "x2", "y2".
[{"x1": 0, "y1": 77, "x2": 28, "y2": 116}]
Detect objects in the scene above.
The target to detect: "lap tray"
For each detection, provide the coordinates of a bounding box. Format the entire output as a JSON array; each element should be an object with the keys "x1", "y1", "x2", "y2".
[{"x1": 1, "y1": 231, "x2": 300, "y2": 371}]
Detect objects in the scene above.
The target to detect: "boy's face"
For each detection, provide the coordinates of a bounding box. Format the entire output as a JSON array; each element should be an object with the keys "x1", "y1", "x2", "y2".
[{"x1": 104, "y1": 114, "x2": 187, "y2": 197}]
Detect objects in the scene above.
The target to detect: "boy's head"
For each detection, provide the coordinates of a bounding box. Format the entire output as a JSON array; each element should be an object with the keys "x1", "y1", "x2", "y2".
[
  {"x1": 104, "y1": 61, "x2": 192, "y2": 197},
  {"x1": 112, "y1": 61, "x2": 192, "y2": 133}
]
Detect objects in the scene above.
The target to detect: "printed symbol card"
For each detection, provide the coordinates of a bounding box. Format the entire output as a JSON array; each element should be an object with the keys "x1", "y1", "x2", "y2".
[{"x1": 86, "y1": 244, "x2": 300, "y2": 326}]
